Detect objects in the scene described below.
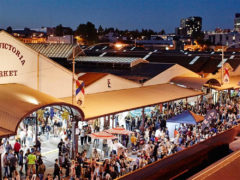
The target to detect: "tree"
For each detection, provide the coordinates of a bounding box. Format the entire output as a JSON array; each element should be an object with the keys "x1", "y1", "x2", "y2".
[
  {"x1": 6, "y1": 26, "x2": 12, "y2": 34},
  {"x1": 75, "y1": 21, "x2": 98, "y2": 44},
  {"x1": 55, "y1": 24, "x2": 64, "y2": 36},
  {"x1": 98, "y1": 25, "x2": 104, "y2": 35},
  {"x1": 159, "y1": 29, "x2": 165, "y2": 35},
  {"x1": 24, "y1": 27, "x2": 31, "y2": 37},
  {"x1": 63, "y1": 27, "x2": 73, "y2": 35}
]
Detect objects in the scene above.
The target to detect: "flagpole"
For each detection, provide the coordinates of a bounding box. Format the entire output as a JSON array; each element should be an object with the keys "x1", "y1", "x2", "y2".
[
  {"x1": 72, "y1": 46, "x2": 75, "y2": 105},
  {"x1": 221, "y1": 45, "x2": 224, "y2": 85}
]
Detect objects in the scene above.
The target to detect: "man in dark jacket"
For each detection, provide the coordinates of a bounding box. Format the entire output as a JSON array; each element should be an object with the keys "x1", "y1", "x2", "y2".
[{"x1": 53, "y1": 159, "x2": 61, "y2": 180}]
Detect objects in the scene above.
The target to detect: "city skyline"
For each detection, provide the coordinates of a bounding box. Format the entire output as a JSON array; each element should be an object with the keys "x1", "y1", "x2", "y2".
[{"x1": 0, "y1": 0, "x2": 239, "y2": 33}]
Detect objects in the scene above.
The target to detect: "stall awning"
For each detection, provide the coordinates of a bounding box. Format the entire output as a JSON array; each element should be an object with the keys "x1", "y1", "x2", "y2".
[
  {"x1": 62, "y1": 83, "x2": 203, "y2": 120},
  {"x1": 167, "y1": 110, "x2": 204, "y2": 124},
  {"x1": 0, "y1": 83, "x2": 84, "y2": 137},
  {"x1": 209, "y1": 76, "x2": 240, "y2": 90},
  {"x1": 171, "y1": 77, "x2": 221, "y2": 90}
]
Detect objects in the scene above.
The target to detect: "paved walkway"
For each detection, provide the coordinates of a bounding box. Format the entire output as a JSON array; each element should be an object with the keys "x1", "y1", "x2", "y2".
[{"x1": 1, "y1": 133, "x2": 102, "y2": 179}]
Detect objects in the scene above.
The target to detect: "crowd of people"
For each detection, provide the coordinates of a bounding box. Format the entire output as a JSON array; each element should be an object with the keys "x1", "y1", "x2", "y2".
[
  {"x1": 1, "y1": 94, "x2": 240, "y2": 179},
  {"x1": 50, "y1": 95, "x2": 240, "y2": 180},
  {"x1": 2, "y1": 138, "x2": 46, "y2": 180}
]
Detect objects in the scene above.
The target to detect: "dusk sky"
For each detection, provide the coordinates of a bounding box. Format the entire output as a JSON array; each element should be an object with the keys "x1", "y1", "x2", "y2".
[{"x1": 0, "y1": 0, "x2": 239, "y2": 33}]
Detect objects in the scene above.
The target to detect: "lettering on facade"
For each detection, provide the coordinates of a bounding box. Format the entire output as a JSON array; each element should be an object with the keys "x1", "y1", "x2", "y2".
[
  {"x1": 0, "y1": 43, "x2": 26, "y2": 66},
  {"x1": 0, "y1": 70, "x2": 18, "y2": 78}
]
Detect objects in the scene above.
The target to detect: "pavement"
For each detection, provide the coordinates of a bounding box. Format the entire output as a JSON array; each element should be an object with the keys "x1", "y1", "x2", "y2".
[{"x1": 1, "y1": 133, "x2": 101, "y2": 179}]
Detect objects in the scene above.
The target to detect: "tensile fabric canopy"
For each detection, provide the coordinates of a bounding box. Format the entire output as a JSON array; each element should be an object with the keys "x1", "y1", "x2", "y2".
[{"x1": 167, "y1": 110, "x2": 204, "y2": 125}]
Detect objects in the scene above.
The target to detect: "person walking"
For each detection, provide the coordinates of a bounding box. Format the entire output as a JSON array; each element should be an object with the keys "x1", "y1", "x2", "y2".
[
  {"x1": 27, "y1": 151, "x2": 37, "y2": 176},
  {"x1": 8, "y1": 150, "x2": 18, "y2": 178},
  {"x1": 36, "y1": 137, "x2": 41, "y2": 152},
  {"x1": 38, "y1": 160, "x2": 46, "y2": 180},
  {"x1": 5, "y1": 141, "x2": 12, "y2": 154},
  {"x1": 24, "y1": 148, "x2": 31, "y2": 176},
  {"x1": 14, "y1": 140, "x2": 21, "y2": 159},
  {"x1": 3, "y1": 152, "x2": 9, "y2": 177},
  {"x1": 53, "y1": 159, "x2": 61, "y2": 180},
  {"x1": 64, "y1": 154, "x2": 70, "y2": 178},
  {"x1": 57, "y1": 139, "x2": 64, "y2": 156},
  {"x1": 70, "y1": 160, "x2": 76, "y2": 180},
  {"x1": 20, "y1": 129, "x2": 27, "y2": 147},
  {"x1": 18, "y1": 150, "x2": 24, "y2": 175},
  {"x1": 80, "y1": 128, "x2": 85, "y2": 146}
]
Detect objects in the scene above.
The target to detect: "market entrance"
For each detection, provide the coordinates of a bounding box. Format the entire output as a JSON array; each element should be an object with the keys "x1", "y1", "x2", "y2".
[{"x1": 0, "y1": 83, "x2": 85, "y2": 179}]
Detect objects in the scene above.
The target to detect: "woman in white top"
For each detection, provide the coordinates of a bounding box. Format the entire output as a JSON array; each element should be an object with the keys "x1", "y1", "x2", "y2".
[
  {"x1": 27, "y1": 127, "x2": 33, "y2": 146},
  {"x1": 70, "y1": 160, "x2": 76, "y2": 179}
]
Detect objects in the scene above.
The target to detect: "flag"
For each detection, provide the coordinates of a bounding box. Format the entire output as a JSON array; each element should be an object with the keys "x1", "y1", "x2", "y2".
[
  {"x1": 223, "y1": 67, "x2": 230, "y2": 84},
  {"x1": 75, "y1": 80, "x2": 85, "y2": 106}
]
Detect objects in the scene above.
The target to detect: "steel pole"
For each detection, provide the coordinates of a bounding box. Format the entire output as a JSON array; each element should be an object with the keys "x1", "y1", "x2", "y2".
[
  {"x1": 221, "y1": 45, "x2": 224, "y2": 85},
  {"x1": 72, "y1": 47, "x2": 75, "y2": 105},
  {"x1": 71, "y1": 121, "x2": 76, "y2": 159},
  {"x1": 35, "y1": 114, "x2": 38, "y2": 147},
  {"x1": 0, "y1": 138, "x2": 2, "y2": 180}
]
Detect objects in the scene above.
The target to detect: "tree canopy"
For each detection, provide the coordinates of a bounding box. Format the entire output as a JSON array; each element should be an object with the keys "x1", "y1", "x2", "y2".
[{"x1": 75, "y1": 22, "x2": 98, "y2": 44}]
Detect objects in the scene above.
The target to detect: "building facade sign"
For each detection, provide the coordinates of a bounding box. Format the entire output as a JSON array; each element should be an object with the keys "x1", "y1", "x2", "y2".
[
  {"x1": 0, "y1": 31, "x2": 74, "y2": 98},
  {"x1": 0, "y1": 70, "x2": 17, "y2": 78},
  {"x1": 0, "y1": 42, "x2": 26, "y2": 66}
]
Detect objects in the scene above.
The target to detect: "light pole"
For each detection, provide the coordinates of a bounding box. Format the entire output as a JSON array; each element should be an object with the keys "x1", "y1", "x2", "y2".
[
  {"x1": 72, "y1": 47, "x2": 75, "y2": 104},
  {"x1": 71, "y1": 44, "x2": 85, "y2": 104},
  {"x1": 221, "y1": 45, "x2": 225, "y2": 85},
  {"x1": 71, "y1": 42, "x2": 114, "y2": 104}
]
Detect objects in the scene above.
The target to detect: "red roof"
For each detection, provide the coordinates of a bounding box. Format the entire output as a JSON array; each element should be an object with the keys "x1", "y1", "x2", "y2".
[
  {"x1": 78, "y1": 73, "x2": 108, "y2": 87},
  {"x1": 88, "y1": 131, "x2": 117, "y2": 140}
]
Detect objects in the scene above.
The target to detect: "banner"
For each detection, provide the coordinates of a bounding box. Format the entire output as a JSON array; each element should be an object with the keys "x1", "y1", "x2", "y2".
[
  {"x1": 223, "y1": 68, "x2": 230, "y2": 84},
  {"x1": 75, "y1": 80, "x2": 85, "y2": 106}
]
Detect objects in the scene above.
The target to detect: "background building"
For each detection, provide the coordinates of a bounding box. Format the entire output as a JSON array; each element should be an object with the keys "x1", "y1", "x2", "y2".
[
  {"x1": 204, "y1": 31, "x2": 240, "y2": 48},
  {"x1": 176, "y1": 16, "x2": 202, "y2": 37},
  {"x1": 234, "y1": 13, "x2": 240, "y2": 32}
]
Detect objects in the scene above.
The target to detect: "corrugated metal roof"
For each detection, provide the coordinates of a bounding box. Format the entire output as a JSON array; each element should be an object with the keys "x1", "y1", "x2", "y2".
[
  {"x1": 27, "y1": 43, "x2": 74, "y2": 58},
  {"x1": 75, "y1": 56, "x2": 140, "y2": 64}
]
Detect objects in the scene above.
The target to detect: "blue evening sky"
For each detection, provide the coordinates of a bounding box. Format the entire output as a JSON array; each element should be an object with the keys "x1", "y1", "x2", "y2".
[{"x1": 0, "y1": 0, "x2": 239, "y2": 33}]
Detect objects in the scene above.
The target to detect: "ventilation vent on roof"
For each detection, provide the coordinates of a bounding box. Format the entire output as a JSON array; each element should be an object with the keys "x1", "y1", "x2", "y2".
[
  {"x1": 189, "y1": 56, "x2": 200, "y2": 65},
  {"x1": 89, "y1": 46, "x2": 95, "y2": 50},
  {"x1": 102, "y1": 46, "x2": 107, "y2": 50},
  {"x1": 143, "y1": 52, "x2": 153, "y2": 60},
  {"x1": 217, "y1": 58, "x2": 228, "y2": 67},
  {"x1": 99, "y1": 52, "x2": 107, "y2": 57},
  {"x1": 230, "y1": 55, "x2": 235, "y2": 59},
  {"x1": 130, "y1": 47, "x2": 136, "y2": 51}
]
